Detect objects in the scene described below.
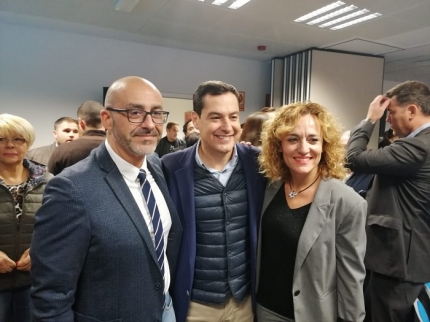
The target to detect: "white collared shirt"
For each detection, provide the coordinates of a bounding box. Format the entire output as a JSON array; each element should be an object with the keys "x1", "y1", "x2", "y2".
[
  {"x1": 105, "y1": 141, "x2": 171, "y2": 294},
  {"x1": 194, "y1": 140, "x2": 238, "y2": 186}
]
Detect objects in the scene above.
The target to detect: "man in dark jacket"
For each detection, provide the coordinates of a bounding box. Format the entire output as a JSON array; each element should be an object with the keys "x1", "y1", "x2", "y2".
[
  {"x1": 48, "y1": 100, "x2": 106, "y2": 175},
  {"x1": 161, "y1": 81, "x2": 266, "y2": 322},
  {"x1": 347, "y1": 80, "x2": 430, "y2": 322}
]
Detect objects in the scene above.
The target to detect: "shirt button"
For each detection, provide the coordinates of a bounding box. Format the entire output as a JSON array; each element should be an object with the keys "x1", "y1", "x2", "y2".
[
  {"x1": 155, "y1": 283, "x2": 161, "y2": 290},
  {"x1": 294, "y1": 290, "x2": 300, "y2": 296}
]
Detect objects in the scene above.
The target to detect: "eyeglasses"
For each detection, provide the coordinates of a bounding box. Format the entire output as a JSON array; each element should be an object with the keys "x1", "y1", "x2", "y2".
[
  {"x1": 106, "y1": 107, "x2": 169, "y2": 124},
  {"x1": 0, "y1": 137, "x2": 27, "y2": 146}
]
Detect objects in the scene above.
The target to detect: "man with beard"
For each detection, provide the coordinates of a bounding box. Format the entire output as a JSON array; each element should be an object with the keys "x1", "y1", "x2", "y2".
[{"x1": 31, "y1": 76, "x2": 182, "y2": 322}]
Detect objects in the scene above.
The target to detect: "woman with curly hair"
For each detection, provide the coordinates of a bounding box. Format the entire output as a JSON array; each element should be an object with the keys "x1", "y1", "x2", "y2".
[{"x1": 256, "y1": 102, "x2": 367, "y2": 322}]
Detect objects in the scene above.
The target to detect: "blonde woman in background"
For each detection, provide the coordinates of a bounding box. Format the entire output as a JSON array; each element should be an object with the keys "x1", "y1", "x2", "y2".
[
  {"x1": 256, "y1": 102, "x2": 367, "y2": 322},
  {"x1": 0, "y1": 114, "x2": 52, "y2": 322}
]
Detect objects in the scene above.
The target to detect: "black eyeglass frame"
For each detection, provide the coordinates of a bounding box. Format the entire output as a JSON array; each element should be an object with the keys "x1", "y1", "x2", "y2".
[{"x1": 106, "y1": 107, "x2": 169, "y2": 124}]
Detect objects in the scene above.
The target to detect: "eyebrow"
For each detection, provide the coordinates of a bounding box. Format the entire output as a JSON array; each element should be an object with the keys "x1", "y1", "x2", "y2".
[
  {"x1": 287, "y1": 133, "x2": 320, "y2": 137},
  {"x1": 124, "y1": 103, "x2": 163, "y2": 111},
  {"x1": 206, "y1": 111, "x2": 238, "y2": 117}
]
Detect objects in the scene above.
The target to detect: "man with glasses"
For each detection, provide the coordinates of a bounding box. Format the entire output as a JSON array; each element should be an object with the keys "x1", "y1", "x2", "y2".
[{"x1": 31, "y1": 76, "x2": 182, "y2": 322}]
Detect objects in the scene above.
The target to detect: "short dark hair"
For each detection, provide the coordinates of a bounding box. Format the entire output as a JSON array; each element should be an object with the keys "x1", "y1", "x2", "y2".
[
  {"x1": 77, "y1": 101, "x2": 104, "y2": 128},
  {"x1": 193, "y1": 80, "x2": 240, "y2": 116},
  {"x1": 166, "y1": 122, "x2": 179, "y2": 130},
  {"x1": 54, "y1": 117, "x2": 78, "y2": 130},
  {"x1": 183, "y1": 120, "x2": 192, "y2": 135},
  {"x1": 385, "y1": 80, "x2": 430, "y2": 115}
]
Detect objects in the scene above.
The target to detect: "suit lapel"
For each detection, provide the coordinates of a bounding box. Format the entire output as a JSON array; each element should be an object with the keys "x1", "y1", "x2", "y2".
[
  {"x1": 96, "y1": 145, "x2": 159, "y2": 268},
  {"x1": 295, "y1": 179, "x2": 333, "y2": 270}
]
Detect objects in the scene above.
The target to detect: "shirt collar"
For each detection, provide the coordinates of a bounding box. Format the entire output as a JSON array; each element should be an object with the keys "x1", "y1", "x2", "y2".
[
  {"x1": 407, "y1": 122, "x2": 430, "y2": 138},
  {"x1": 105, "y1": 140, "x2": 148, "y2": 182},
  {"x1": 194, "y1": 140, "x2": 238, "y2": 171}
]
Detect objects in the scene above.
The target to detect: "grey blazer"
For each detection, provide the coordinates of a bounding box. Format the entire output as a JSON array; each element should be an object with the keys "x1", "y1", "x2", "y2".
[
  {"x1": 256, "y1": 178, "x2": 367, "y2": 322},
  {"x1": 348, "y1": 121, "x2": 430, "y2": 282}
]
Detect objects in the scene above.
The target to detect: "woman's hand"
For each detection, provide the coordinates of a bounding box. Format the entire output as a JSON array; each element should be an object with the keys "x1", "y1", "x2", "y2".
[
  {"x1": 16, "y1": 248, "x2": 31, "y2": 271},
  {"x1": 0, "y1": 250, "x2": 16, "y2": 273}
]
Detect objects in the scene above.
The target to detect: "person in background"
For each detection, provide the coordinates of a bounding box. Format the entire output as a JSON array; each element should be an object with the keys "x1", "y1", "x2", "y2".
[
  {"x1": 48, "y1": 101, "x2": 106, "y2": 175},
  {"x1": 0, "y1": 114, "x2": 52, "y2": 322},
  {"x1": 26, "y1": 117, "x2": 79, "y2": 165},
  {"x1": 257, "y1": 102, "x2": 367, "y2": 322},
  {"x1": 239, "y1": 111, "x2": 272, "y2": 147},
  {"x1": 183, "y1": 120, "x2": 199, "y2": 139},
  {"x1": 162, "y1": 80, "x2": 266, "y2": 322},
  {"x1": 347, "y1": 80, "x2": 430, "y2": 322},
  {"x1": 30, "y1": 76, "x2": 182, "y2": 322},
  {"x1": 155, "y1": 121, "x2": 186, "y2": 157},
  {"x1": 185, "y1": 132, "x2": 200, "y2": 148},
  {"x1": 378, "y1": 128, "x2": 398, "y2": 148}
]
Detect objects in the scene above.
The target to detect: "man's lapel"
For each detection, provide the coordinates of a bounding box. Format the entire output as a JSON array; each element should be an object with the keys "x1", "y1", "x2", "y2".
[{"x1": 96, "y1": 145, "x2": 159, "y2": 268}]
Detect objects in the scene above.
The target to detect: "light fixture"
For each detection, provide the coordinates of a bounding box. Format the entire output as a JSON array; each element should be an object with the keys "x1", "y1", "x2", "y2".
[
  {"x1": 114, "y1": 0, "x2": 140, "y2": 12},
  {"x1": 306, "y1": 5, "x2": 356, "y2": 25},
  {"x1": 212, "y1": 0, "x2": 228, "y2": 5},
  {"x1": 319, "y1": 9, "x2": 368, "y2": 27},
  {"x1": 330, "y1": 12, "x2": 381, "y2": 30},
  {"x1": 294, "y1": 1, "x2": 345, "y2": 23},
  {"x1": 228, "y1": 0, "x2": 252, "y2": 9}
]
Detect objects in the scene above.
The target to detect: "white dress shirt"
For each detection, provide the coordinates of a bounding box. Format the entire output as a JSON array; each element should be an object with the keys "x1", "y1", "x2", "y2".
[{"x1": 105, "y1": 141, "x2": 172, "y2": 294}]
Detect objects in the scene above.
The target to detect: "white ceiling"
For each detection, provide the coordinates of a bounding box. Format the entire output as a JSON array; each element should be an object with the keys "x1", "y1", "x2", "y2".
[{"x1": 1, "y1": 0, "x2": 430, "y2": 84}]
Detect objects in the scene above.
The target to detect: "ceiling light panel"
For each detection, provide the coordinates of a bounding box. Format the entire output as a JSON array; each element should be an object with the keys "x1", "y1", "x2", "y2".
[
  {"x1": 294, "y1": 2, "x2": 382, "y2": 30},
  {"x1": 307, "y1": 5, "x2": 356, "y2": 25},
  {"x1": 319, "y1": 9, "x2": 368, "y2": 27},
  {"x1": 228, "y1": 0, "x2": 252, "y2": 9},
  {"x1": 295, "y1": 1, "x2": 345, "y2": 23},
  {"x1": 330, "y1": 13, "x2": 382, "y2": 30},
  {"x1": 196, "y1": 0, "x2": 251, "y2": 9},
  {"x1": 212, "y1": 0, "x2": 228, "y2": 5}
]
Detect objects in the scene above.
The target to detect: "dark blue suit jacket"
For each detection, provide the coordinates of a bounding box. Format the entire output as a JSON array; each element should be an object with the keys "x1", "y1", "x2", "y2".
[
  {"x1": 161, "y1": 143, "x2": 266, "y2": 322},
  {"x1": 31, "y1": 143, "x2": 182, "y2": 321}
]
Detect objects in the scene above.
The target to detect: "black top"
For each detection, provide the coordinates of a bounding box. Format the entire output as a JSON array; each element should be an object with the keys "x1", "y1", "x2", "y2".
[
  {"x1": 155, "y1": 136, "x2": 186, "y2": 158},
  {"x1": 257, "y1": 185, "x2": 311, "y2": 319}
]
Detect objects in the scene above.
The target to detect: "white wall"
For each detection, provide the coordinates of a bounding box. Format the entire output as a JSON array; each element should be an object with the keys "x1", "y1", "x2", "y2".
[
  {"x1": 0, "y1": 22, "x2": 271, "y2": 148},
  {"x1": 309, "y1": 50, "x2": 385, "y2": 148}
]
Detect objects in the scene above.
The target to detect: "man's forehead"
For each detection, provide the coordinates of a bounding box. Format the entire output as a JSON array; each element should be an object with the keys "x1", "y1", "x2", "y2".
[{"x1": 58, "y1": 122, "x2": 78, "y2": 129}]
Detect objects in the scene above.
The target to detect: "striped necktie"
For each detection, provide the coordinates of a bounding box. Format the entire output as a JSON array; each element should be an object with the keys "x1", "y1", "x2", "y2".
[{"x1": 138, "y1": 169, "x2": 165, "y2": 278}]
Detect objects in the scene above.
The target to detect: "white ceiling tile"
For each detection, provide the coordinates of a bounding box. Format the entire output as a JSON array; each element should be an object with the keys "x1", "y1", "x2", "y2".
[{"x1": 1, "y1": 0, "x2": 430, "y2": 84}]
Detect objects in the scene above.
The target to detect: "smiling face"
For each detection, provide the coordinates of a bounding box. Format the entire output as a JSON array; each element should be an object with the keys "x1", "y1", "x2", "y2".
[
  {"x1": 281, "y1": 114, "x2": 322, "y2": 179},
  {"x1": 192, "y1": 92, "x2": 241, "y2": 160},
  {"x1": 102, "y1": 77, "x2": 164, "y2": 167}
]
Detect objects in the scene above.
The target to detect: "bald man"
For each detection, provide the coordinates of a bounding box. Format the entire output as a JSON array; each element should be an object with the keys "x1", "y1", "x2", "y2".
[{"x1": 31, "y1": 76, "x2": 182, "y2": 322}]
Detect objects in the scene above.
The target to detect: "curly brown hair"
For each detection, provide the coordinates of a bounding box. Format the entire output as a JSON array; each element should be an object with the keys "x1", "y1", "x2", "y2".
[{"x1": 259, "y1": 102, "x2": 346, "y2": 183}]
